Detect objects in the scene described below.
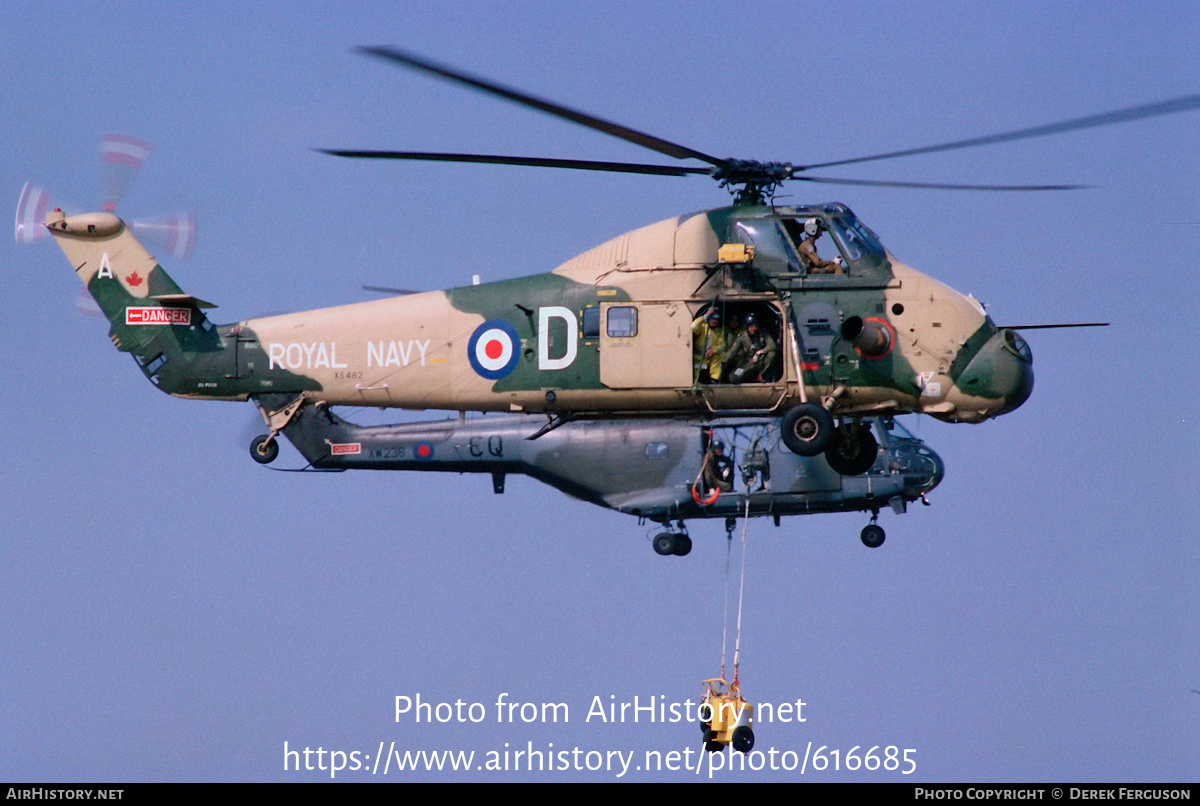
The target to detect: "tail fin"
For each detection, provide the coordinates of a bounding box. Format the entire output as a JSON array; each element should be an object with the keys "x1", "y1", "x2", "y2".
[{"x1": 45, "y1": 209, "x2": 233, "y2": 396}]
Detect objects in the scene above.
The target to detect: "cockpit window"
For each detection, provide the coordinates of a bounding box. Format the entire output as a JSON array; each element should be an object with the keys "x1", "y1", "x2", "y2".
[
  {"x1": 734, "y1": 220, "x2": 800, "y2": 275},
  {"x1": 826, "y1": 215, "x2": 888, "y2": 274},
  {"x1": 733, "y1": 206, "x2": 892, "y2": 280},
  {"x1": 1002, "y1": 329, "x2": 1033, "y2": 364}
]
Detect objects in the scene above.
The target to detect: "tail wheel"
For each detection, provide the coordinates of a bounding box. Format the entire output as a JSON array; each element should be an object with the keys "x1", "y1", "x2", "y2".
[
  {"x1": 250, "y1": 434, "x2": 279, "y2": 465},
  {"x1": 780, "y1": 403, "x2": 834, "y2": 456}
]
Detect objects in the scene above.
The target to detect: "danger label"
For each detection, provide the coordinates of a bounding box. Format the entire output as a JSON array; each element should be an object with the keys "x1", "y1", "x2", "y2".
[
  {"x1": 126, "y1": 307, "x2": 191, "y2": 326},
  {"x1": 329, "y1": 442, "x2": 362, "y2": 455}
]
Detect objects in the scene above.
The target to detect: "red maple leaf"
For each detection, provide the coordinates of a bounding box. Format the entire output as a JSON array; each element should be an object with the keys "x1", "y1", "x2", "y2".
[{"x1": 127, "y1": 272, "x2": 143, "y2": 287}]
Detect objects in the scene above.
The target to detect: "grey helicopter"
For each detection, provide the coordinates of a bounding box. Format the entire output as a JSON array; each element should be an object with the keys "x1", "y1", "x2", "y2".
[{"x1": 260, "y1": 392, "x2": 944, "y2": 555}]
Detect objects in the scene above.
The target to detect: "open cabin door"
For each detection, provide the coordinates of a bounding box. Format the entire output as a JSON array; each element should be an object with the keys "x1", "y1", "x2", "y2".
[
  {"x1": 696, "y1": 300, "x2": 791, "y2": 413},
  {"x1": 598, "y1": 301, "x2": 692, "y2": 389}
]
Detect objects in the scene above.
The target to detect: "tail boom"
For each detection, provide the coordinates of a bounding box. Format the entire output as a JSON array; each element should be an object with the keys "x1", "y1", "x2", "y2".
[{"x1": 45, "y1": 209, "x2": 238, "y2": 398}]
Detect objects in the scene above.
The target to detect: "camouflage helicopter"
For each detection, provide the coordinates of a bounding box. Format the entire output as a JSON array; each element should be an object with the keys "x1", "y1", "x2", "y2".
[{"x1": 39, "y1": 48, "x2": 1186, "y2": 479}]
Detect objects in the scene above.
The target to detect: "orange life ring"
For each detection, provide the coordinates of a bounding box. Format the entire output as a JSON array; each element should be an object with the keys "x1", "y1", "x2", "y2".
[{"x1": 692, "y1": 480, "x2": 719, "y2": 506}]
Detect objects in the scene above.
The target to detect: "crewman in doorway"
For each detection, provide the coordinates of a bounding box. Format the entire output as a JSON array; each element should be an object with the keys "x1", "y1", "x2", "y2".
[{"x1": 692, "y1": 309, "x2": 728, "y2": 384}]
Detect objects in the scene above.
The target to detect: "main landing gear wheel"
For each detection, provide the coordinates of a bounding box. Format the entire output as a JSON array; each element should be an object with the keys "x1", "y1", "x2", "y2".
[
  {"x1": 781, "y1": 403, "x2": 834, "y2": 456},
  {"x1": 825, "y1": 422, "x2": 878, "y2": 476},
  {"x1": 861, "y1": 523, "x2": 886, "y2": 548},
  {"x1": 653, "y1": 532, "x2": 691, "y2": 556},
  {"x1": 250, "y1": 434, "x2": 279, "y2": 465}
]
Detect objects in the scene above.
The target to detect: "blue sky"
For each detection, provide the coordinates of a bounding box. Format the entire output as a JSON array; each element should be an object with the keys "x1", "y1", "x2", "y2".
[{"x1": 2, "y1": 0, "x2": 1198, "y2": 781}]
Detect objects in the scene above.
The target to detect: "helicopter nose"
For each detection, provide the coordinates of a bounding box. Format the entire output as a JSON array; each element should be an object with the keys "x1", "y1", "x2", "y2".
[
  {"x1": 952, "y1": 328, "x2": 1035, "y2": 418},
  {"x1": 992, "y1": 329, "x2": 1035, "y2": 414},
  {"x1": 888, "y1": 441, "x2": 945, "y2": 496}
]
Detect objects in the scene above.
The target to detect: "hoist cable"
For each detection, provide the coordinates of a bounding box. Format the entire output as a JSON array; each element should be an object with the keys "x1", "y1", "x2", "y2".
[
  {"x1": 720, "y1": 524, "x2": 731, "y2": 681},
  {"x1": 733, "y1": 496, "x2": 750, "y2": 684}
]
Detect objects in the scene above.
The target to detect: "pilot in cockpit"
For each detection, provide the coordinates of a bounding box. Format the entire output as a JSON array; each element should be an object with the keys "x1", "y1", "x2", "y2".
[{"x1": 797, "y1": 218, "x2": 844, "y2": 275}]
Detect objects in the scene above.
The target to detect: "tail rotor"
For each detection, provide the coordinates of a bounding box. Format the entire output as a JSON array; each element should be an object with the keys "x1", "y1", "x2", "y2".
[{"x1": 17, "y1": 133, "x2": 197, "y2": 260}]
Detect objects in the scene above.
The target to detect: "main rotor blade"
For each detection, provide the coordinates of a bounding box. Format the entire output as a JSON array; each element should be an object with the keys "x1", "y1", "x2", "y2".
[
  {"x1": 792, "y1": 175, "x2": 1088, "y2": 191},
  {"x1": 798, "y1": 94, "x2": 1200, "y2": 172},
  {"x1": 356, "y1": 46, "x2": 725, "y2": 168},
  {"x1": 1003, "y1": 322, "x2": 1109, "y2": 329},
  {"x1": 319, "y1": 149, "x2": 712, "y2": 177},
  {"x1": 362, "y1": 284, "x2": 419, "y2": 296}
]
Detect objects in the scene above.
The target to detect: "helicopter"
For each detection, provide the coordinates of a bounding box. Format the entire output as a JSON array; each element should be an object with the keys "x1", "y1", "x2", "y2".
[
  {"x1": 259, "y1": 396, "x2": 944, "y2": 554},
  {"x1": 37, "y1": 48, "x2": 1183, "y2": 479}
]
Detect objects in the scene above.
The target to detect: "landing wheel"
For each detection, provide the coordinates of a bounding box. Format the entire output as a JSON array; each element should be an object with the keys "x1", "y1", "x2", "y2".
[
  {"x1": 704, "y1": 740, "x2": 724, "y2": 753},
  {"x1": 732, "y1": 726, "x2": 755, "y2": 753},
  {"x1": 781, "y1": 403, "x2": 834, "y2": 456},
  {"x1": 250, "y1": 434, "x2": 279, "y2": 465},
  {"x1": 672, "y1": 534, "x2": 692, "y2": 556},
  {"x1": 825, "y1": 422, "x2": 878, "y2": 476},
  {"x1": 861, "y1": 523, "x2": 886, "y2": 548},
  {"x1": 652, "y1": 532, "x2": 676, "y2": 556}
]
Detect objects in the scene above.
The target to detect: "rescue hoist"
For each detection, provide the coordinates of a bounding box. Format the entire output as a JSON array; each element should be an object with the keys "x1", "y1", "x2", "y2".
[{"x1": 701, "y1": 497, "x2": 756, "y2": 753}]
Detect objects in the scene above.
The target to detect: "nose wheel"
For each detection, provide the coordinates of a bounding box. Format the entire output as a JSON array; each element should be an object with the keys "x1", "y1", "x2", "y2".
[{"x1": 860, "y1": 515, "x2": 886, "y2": 548}]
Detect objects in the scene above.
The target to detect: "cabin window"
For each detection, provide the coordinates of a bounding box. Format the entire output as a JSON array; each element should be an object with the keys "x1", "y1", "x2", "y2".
[
  {"x1": 582, "y1": 306, "x2": 600, "y2": 340},
  {"x1": 644, "y1": 442, "x2": 669, "y2": 460},
  {"x1": 607, "y1": 306, "x2": 638, "y2": 338}
]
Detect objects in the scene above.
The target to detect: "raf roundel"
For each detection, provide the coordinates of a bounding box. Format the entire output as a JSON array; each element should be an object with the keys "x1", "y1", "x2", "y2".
[{"x1": 467, "y1": 319, "x2": 521, "y2": 380}]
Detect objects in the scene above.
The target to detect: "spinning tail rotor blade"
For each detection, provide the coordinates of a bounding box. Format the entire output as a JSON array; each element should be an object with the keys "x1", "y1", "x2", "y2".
[
  {"x1": 74, "y1": 290, "x2": 104, "y2": 320},
  {"x1": 15, "y1": 182, "x2": 50, "y2": 244},
  {"x1": 100, "y1": 133, "x2": 151, "y2": 212},
  {"x1": 131, "y1": 212, "x2": 197, "y2": 261}
]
